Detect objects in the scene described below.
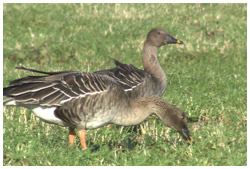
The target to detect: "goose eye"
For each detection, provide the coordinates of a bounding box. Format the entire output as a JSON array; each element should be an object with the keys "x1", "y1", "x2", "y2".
[{"x1": 157, "y1": 32, "x2": 161, "y2": 35}]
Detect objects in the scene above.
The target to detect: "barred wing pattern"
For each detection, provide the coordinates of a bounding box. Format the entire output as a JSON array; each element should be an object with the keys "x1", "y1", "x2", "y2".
[
  {"x1": 95, "y1": 60, "x2": 150, "y2": 92},
  {"x1": 9, "y1": 60, "x2": 152, "y2": 100},
  {"x1": 4, "y1": 72, "x2": 117, "y2": 106}
]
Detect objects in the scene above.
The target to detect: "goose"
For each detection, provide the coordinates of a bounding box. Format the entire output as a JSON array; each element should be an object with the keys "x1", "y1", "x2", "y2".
[
  {"x1": 14, "y1": 29, "x2": 183, "y2": 99},
  {"x1": 4, "y1": 71, "x2": 194, "y2": 150}
]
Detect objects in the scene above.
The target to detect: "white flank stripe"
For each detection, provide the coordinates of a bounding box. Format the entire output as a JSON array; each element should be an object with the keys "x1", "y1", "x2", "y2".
[
  {"x1": 60, "y1": 90, "x2": 105, "y2": 104},
  {"x1": 11, "y1": 83, "x2": 57, "y2": 96},
  {"x1": 124, "y1": 85, "x2": 138, "y2": 92}
]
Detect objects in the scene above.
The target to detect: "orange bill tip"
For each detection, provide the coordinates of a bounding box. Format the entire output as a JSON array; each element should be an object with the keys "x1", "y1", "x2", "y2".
[{"x1": 177, "y1": 40, "x2": 181, "y2": 44}]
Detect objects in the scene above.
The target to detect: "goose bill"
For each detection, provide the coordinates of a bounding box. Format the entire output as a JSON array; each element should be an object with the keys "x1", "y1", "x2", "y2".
[
  {"x1": 165, "y1": 34, "x2": 184, "y2": 44},
  {"x1": 178, "y1": 127, "x2": 194, "y2": 145}
]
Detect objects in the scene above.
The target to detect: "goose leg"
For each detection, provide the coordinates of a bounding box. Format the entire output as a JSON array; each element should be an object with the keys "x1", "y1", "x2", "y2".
[
  {"x1": 78, "y1": 129, "x2": 87, "y2": 150},
  {"x1": 69, "y1": 127, "x2": 76, "y2": 147},
  {"x1": 106, "y1": 124, "x2": 112, "y2": 129}
]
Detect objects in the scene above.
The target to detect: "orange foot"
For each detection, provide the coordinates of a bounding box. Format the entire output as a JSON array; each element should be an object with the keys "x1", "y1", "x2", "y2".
[
  {"x1": 78, "y1": 129, "x2": 87, "y2": 150},
  {"x1": 69, "y1": 128, "x2": 76, "y2": 147}
]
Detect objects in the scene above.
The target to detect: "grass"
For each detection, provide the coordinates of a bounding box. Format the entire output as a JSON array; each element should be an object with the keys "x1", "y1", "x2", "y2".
[{"x1": 3, "y1": 3, "x2": 247, "y2": 166}]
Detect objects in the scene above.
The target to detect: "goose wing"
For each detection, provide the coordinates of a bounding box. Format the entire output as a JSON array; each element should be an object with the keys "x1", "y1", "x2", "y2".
[
  {"x1": 95, "y1": 59, "x2": 150, "y2": 91},
  {"x1": 10, "y1": 60, "x2": 150, "y2": 92},
  {"x1": 4, "y1": 71, "x2": 117, "y2": 106}
]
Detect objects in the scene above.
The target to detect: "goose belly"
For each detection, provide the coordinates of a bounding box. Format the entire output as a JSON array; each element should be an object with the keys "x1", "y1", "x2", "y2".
[{"x1": 79, "y1": 110, "x2": 114, "y2": 129}]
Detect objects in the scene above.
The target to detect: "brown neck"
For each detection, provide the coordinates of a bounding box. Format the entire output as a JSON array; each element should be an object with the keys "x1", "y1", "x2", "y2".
[
  {"x1": 111, "y1": 96, "x2": 168, "y2": 126},
  {"x1": 142, "y1": 41, "x2": 167, "y2": 93},
  {"x1": 111, "y1": 97, "x2": 153, "y2": 126}
]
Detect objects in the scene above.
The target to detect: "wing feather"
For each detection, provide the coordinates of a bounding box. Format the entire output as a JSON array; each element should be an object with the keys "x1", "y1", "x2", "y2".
[{"x1": 4, "y1": 72, "x2": 116, "y2": 106}]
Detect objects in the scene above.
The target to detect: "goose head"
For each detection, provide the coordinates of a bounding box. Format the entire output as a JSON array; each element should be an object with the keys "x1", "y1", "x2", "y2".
[
  {"x1": 167, "y1": 111, "x2": 194, "y2": 145},
  {"x1": 146, "y1": 29, "x2": 184, "y2": 47},
  {"x1": 149, "y1": 97, "x2": 194, "y2": 144}
]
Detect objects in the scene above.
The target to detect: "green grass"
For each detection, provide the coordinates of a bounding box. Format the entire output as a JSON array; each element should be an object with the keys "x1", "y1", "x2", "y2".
[{"x1": 3, "y1": 3, "x2": 247, "y2": 166}]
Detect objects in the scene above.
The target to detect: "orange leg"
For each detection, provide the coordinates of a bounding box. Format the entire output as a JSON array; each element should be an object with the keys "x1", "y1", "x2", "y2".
[
  {"x1": 69, "y1": 128, "x2": 76, "y2": 147},
  {"x1": 78, "y1": 129, "x2": 87, "y2": 150},
  {"x1": 106, "y1": 124, "x2": 112, "y2": 129}
]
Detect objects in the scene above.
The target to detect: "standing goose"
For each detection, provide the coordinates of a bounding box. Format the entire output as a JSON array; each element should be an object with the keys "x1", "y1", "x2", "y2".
[
  {"x1": 4, "y1": 71, "x2": 194, "y2": 150},
  {"x1": 95, "y1": 29, "x2": 183, "y2": 98},
  {"x1": 14, "y1": 29, "x2": 183, "y2": 99}
]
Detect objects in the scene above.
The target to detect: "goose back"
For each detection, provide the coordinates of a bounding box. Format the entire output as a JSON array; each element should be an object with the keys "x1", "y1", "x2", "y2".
[{"x1": 95, "y1": 60, "x2": 163, "y2": 99}]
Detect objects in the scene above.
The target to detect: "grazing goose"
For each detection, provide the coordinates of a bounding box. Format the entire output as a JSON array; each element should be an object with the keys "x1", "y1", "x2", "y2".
[
  {"x1": 4, "y1": 71, "x2": 194, "y2": 150},
  {"x1": 10, "y1": 29, "x2": 183, "y2": 138}
]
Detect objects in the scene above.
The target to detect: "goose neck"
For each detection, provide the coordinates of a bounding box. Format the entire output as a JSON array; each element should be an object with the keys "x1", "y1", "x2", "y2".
[
  {"x1": 142, "y1": 42, "x2": 167, "y2": 91},
  {"x1": 111, "y1": 98, "x2": 153, "y2": 126}
]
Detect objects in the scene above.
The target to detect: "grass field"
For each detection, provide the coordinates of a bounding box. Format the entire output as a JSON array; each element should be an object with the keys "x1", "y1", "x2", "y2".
[{"x1": 3, "y1": 3, "x2": 247, "y2": 166}]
